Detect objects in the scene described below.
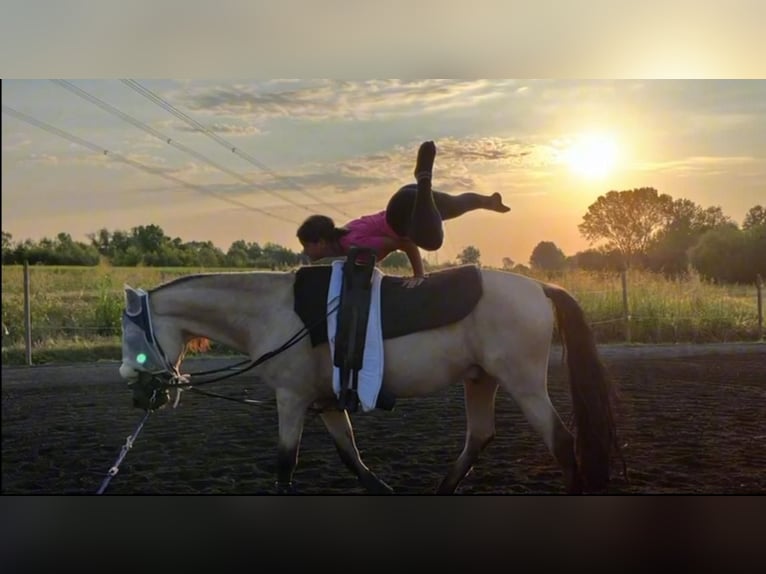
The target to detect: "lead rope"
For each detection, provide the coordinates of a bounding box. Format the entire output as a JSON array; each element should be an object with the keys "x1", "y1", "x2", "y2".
[{"x1": 95, "y1": 390, "x2": 156, "y2": 495}]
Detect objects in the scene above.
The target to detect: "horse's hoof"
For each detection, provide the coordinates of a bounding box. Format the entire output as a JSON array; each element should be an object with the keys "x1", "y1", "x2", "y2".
[
  {"x1": 275, "y1": 481, "x2": 297, "y2": 494},
  {"x1": 371, "y1": 482, "x2": 394, "y2": 495},
  {"x1": 363, "y1": 477, "x2": 394, "y2": 494}
]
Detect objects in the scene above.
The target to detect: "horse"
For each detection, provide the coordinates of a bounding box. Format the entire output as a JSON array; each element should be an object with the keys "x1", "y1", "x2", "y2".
[{"x1": 117, "y1": 264, "x2": 621, "y2": 494}]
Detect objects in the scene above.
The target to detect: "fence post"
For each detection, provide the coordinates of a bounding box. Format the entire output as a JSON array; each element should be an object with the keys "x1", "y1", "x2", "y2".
[
  {"x1": 621, "y1": 268, "x2": 631, "y2": 343},
  {"x1": 757, "y1": 274, "x2": 763, "y2": 341},
  {"x1": 23, "y1": 260, "x2": 32, "y2": 365}
]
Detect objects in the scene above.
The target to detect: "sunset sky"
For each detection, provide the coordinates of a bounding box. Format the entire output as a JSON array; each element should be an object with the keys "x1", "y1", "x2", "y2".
[{"x1": 2, "y1": 79, "x2": 764, "y2": 267}]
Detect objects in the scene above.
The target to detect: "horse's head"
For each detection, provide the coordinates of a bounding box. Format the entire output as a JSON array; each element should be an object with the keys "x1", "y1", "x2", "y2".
[{"x1": 119, "y1": 284, "x2": 187, "y2": 411}]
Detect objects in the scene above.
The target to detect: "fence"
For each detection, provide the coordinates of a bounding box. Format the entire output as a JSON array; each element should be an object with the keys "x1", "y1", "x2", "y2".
[
  {"x1": 566, "y1": 269, "x2": 764, "y2": 345},
  {"x1": 2, "y1": 263, "x2": 765, "y2": 365}
]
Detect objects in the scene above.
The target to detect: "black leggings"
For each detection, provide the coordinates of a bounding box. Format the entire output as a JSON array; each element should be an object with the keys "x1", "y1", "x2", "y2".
[{"x1": 385, "y1": 184, "x2": 488, "y2": 251}]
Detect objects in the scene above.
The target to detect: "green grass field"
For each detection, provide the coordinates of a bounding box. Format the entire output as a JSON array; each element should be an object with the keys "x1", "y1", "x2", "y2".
[{"x1": 2, "y1": 263, "x2": 762, "y2": 365}]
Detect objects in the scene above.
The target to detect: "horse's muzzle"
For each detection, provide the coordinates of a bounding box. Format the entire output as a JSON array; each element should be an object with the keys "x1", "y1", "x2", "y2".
[{"x1": 127, "y1": 371, "x2": 171, "y2": 412}]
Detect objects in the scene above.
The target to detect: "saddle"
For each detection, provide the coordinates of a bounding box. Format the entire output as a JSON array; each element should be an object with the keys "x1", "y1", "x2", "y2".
[{"x1": 293, "y1": 255, "x2": 484, "y2": 412}]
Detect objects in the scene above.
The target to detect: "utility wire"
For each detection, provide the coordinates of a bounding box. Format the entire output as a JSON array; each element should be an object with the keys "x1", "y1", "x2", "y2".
[
  {"x1": 2, "y1": 104, "x2": 299, "y2": 224},
  {"x1": 51, "y1": 79, "x2": 313, "y2": 216},
  {"x1": 121, "y1": 78, "x2": 353, "y2": 218}
]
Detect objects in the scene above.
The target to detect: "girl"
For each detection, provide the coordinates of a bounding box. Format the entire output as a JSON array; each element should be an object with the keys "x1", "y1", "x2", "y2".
[{"x1": 297, "y1": 141, "x2": 510, "y2": 283}]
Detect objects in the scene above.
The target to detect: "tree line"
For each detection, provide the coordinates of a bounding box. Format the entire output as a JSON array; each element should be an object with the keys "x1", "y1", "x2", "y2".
[
  {"x1": 524, "y1": 189, "x2": 765, "y2": 284},
  {"x1": 3, "y1": 188, "x2": 765, "y2": 284}
]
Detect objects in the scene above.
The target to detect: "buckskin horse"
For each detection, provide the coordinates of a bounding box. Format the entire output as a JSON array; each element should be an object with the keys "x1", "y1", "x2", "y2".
[{"x1": 118, "y1": 262, "x2": 621, "y2": 494}]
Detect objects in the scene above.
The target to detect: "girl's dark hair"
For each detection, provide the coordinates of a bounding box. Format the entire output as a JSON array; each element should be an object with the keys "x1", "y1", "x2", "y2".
[{"x1": 296, "y1": 214, "x2": 349, "y2": 243}]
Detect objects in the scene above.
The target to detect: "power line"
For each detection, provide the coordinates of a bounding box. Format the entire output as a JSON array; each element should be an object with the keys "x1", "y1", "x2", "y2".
[
  {"x1": 120, "y1": 78, "x2": 353, "y2": 218},
  {"x1": 51, "y1": 79, "x2": 314, "y2": 216},
  {"x1": 1, "y1": 104, "x2": 300, "y2": 224}
]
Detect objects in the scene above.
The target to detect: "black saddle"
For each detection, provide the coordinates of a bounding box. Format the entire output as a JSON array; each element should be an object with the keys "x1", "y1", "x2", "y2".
[{"x1": 293, "y1": 261, "x2": 483, "y2": 347}]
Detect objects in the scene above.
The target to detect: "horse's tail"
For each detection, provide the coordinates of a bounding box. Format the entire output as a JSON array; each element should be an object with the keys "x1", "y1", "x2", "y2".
[{"x1": 542, "y1": 282, "x2": 621, "y2": 492}]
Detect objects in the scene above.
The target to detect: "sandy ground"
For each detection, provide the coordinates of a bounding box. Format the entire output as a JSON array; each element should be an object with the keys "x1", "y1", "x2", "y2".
[{"x1": 2, "y1": 342, "x2": 764, "y2": 494}]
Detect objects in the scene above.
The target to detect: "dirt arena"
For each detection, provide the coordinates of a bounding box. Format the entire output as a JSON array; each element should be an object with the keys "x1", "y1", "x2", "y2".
[{"x1": 2, "y1": 343, "x2": 764, "y2": 495}]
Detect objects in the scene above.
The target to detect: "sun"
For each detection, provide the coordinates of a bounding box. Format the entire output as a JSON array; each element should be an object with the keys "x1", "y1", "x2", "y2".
[{"x1": 562, "y1": 132, "x2": 619, "y2": 180}]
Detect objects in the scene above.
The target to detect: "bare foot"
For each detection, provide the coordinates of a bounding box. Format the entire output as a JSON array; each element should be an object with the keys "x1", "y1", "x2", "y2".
[
  {"x1": 414, "y1": 141, "x2": 436, "y2": 181},
  {"x1": 488, "y1": 192, "x2": 511, "y2": 213}
]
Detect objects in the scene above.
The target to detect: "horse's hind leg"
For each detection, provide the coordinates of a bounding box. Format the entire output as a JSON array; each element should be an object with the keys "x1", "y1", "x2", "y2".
[
  {"x1": 319, "y1": 409, "x2": 394, "y2": 494},
  {"x1": 436, "y1": 374, "x2": 498, "y2": 494},
  {"x1": 501, "y1": 372, "x2": 582, "y2": 494}
]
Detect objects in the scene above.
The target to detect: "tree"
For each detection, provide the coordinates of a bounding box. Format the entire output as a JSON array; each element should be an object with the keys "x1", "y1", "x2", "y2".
[
  {"x1": 745, "y1": 223, "x2": 766, "y2": 280},
  {"x1": 87, "y1": 228, "x2": 112, "y2": 255},
  {"x1": 110, "y1": 230, "x2": 132, "y2": 257},
  {"x1": 510, "y1": 263, "x2": 531, "y2": 275},
  {"x1": 572, "y1": 248, "x2": 626, "y2": 273},
  {"x1": 259, "y1": 242, "x2": 301, "y2": 269},
  {"x1": 646, "y1": 199, "x2": 733, "y2": 277},
  {"x1": 578, "y1": 187, "x2": 673, "y2": 268},
  {"x1": 131, "y1": 224, "x2": 168, "y2": 254},
  {"x1": 380, "y1": 251, "x2": 409, "y2": 270},
  {"x1": 530, "y1": 241, "x2": 566, "y2": 272},
  {"x1": 2, "y1": 231, "x2": 13, "y2": 264},
  {"x1": 501, "y1": 257, "x2": 514, "y2": 270},
  {"x1": 457, "y1": 245, "x2": 481, "y2": 265},
  {"x1": 696, "y1": 205, "x2": 732, "y2": 229},
  {"x1": 688, "y1": 223, "x2": 753, "y2": 283},
  {"x1": 743, "y1": 205, "x2": 766, "y2": 229}
]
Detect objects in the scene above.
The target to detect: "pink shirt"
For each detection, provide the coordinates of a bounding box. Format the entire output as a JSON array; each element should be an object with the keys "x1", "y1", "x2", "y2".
[{"x1": 338, "y1": 211, "x2": 401, "y2": 261}]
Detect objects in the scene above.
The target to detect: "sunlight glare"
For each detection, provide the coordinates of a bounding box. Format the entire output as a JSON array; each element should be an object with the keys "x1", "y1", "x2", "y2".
[{"x1": 562, "y1": 132, "x2": 619, "y2": 180}]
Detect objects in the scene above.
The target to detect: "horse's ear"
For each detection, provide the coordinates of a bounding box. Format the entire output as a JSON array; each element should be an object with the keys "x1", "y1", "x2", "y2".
[{"x1": 124, "y1": 284, "x2": 142, "y2": 315}]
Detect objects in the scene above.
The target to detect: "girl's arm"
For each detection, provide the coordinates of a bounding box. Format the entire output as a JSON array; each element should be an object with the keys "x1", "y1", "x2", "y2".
[
  {"x1": 376, "y1": 236, "x2": 426, "y2": 286},
  {"x1": 398, "y1": 238, "x2": 425, "y2": 278}
]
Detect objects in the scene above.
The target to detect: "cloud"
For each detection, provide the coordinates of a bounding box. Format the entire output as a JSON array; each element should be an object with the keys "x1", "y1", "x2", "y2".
[
  {"x1": 106, "y1": 134, "x2": 551, "y2": 210},
  {"x1": 17, "y1": 153, "x2": 60, "y2": 166},
  {"x1": 228, "y1": 135, "x2": 554, "y2": 196},
  {"x1": 171, "y1": 79, "x2": 521, "y2": 122},
  {"x1": 634, "y1": 155, "x2": 762, "y2": 174},
  {"x1": 1, "y1": 136, "x2": 32, "y2": 152},
  {"x1": 174, "y1": 121, "x2": 263, "y2": 136}
]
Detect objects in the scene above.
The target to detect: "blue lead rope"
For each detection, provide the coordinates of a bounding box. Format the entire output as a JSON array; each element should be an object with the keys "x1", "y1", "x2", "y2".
[{"x1": 96, "y1": 408, "x2": 152, "y2": 495}]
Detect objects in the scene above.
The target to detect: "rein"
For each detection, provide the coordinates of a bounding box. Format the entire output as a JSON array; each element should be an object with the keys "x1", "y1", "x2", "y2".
[{"x1": 154, "y1": 298, "x2": 340, "y2": 402}]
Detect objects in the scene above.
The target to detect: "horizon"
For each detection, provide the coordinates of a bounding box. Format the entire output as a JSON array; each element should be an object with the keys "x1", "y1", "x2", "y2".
[{"x1": 3, "y1": 79, "x2": 765, "y2": 267}]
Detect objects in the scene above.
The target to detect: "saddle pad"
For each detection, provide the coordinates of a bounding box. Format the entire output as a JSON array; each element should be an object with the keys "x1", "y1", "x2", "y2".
[
  {"x1": 327, "y1": 260, "x2": 384, "y2": 412},
  {"x1": 293, "y1": 263, "x2": 483, "y2": 347}
]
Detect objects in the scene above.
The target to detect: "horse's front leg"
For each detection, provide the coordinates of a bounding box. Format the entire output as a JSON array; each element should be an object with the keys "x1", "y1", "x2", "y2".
[
  {"x1": 319, "y1": 409, "x2": 394, "y2": 494},
  {"x1": 275, "y1": 388, "x2": 312, "y2": 494},
  {"x1": 436, "y1": 375, "x2": 498, "y2": 494}
]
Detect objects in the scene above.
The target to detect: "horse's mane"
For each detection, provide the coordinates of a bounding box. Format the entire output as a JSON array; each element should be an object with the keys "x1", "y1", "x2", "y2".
[
  {"x1": 149, "y1": 270, "x2": 292, "y2": 294},
  {"x1": 186, "y1": 337, "x2": 211, "y2": 354}
]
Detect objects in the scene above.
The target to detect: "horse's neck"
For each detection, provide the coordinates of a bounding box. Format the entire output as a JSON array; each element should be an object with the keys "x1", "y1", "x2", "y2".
[{"x1": 151, "y1": 272, "x2": 294, "y2": 353}]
